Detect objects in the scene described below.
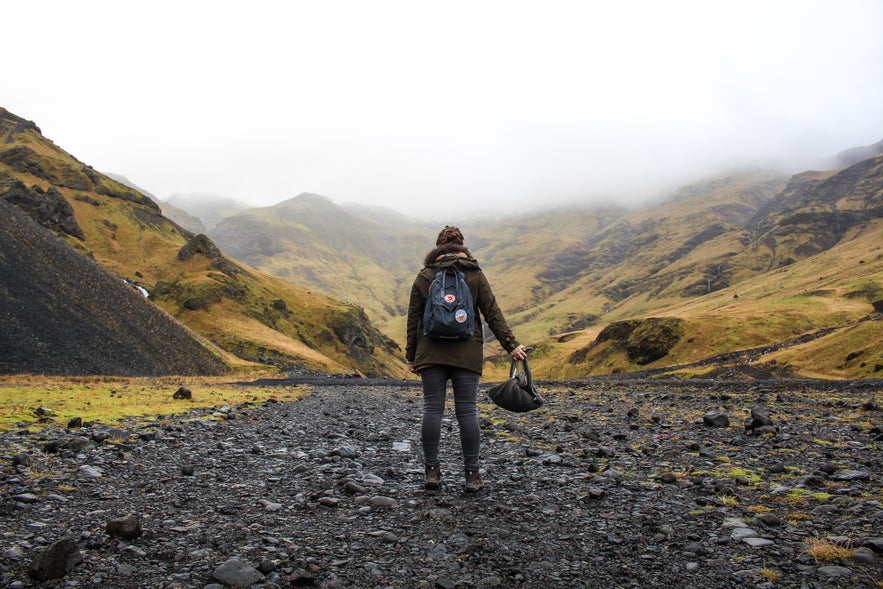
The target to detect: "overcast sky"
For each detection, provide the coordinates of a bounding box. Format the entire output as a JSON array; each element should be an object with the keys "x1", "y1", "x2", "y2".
[{"x1": 5, "y1": 1, "x2": 883, "y2": 218}]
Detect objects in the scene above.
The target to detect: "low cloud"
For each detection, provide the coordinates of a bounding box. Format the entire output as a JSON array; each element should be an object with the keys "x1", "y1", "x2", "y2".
[{"x1": 4, "y1": 1, "x2": 882, "y2": 218}]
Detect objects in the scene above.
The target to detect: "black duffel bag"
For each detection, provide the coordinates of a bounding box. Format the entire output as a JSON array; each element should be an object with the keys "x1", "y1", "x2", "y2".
[{"x1": 486, "y1": 358, "x2": 544, "y2": 412}]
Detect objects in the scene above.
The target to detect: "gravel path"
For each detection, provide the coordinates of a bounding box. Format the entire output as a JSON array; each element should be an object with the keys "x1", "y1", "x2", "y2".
[{"x1": 1, "y1": 379, "x2": 882, "y2": 588}]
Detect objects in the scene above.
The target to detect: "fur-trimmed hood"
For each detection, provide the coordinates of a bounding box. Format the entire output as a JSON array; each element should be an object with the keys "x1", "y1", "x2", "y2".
[{"x1": 422, "y1": 244, "x2": 472, "y2": 268}]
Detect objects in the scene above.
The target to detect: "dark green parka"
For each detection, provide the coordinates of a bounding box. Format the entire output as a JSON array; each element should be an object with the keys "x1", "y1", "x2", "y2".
[{"x1": 406, "y1": 253, "x2": 520, "y2": 374}]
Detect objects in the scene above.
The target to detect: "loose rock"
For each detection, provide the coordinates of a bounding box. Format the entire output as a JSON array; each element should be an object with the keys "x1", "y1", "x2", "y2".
[
  {"x1": 106, "y1": 513, "x2": 142, "y2": 540},
  {"x1": 1, "y1": 380, "x2": 881, "y2": 589},
  {"x1": 27, "y1": 538, "x2": 82, "y2": 581}
]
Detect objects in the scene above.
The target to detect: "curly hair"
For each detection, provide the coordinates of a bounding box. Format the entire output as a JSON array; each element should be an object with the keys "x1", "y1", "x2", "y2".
[
  {"x1": 435, "y1": 225, "x2": 465, "y2": 246},
  {"x1": 424, "y1": 225, "x2": 471, "y2": 266}
]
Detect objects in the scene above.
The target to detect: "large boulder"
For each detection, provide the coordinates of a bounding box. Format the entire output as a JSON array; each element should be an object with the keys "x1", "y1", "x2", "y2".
[
  {"x1": 178, "y1": 233, "x2": 222, "y2": 261},
  {"x1": 625, "y1": 318, "x2": 684, "y2": 365},
  {"x1": 0, "y1": 180, "x2": 84, "y2": 240}
]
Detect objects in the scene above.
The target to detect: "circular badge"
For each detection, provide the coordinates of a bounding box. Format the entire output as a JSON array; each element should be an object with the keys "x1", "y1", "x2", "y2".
[
  {"x1": 455, "y1": 309, "x2": 468, "y2": 323},
  {"x1": 444, "y1": 294, "x2": 456, "y2": 303}
]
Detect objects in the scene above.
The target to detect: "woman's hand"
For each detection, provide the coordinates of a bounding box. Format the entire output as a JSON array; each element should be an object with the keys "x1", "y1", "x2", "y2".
[
  {"x1": 510, "y1": 345, "x2": 528, "y2": 361},
  {"x1": 407, "y1": 362, "x2": 419, "y2": 374}
]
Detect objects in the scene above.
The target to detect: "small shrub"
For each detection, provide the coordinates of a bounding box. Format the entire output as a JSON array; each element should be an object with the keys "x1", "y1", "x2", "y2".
[
  {"x1": 717, "y1": 494, "x2": 739, "y2": 506},
  {"x1": 723, "y1": 467, "x2": 762, "y2": 484},
  {"x1": 776, "y1": 489, "x2": 810, "y2": 506}
]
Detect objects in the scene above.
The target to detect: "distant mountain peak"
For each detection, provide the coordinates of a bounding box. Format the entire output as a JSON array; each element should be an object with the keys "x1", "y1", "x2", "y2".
[
  {"x1": 833, "y1": 138, "x2": 883, "y2": 168},
  {"x1": 276, "y1": 192, "x2": 336, "y2": 207}
]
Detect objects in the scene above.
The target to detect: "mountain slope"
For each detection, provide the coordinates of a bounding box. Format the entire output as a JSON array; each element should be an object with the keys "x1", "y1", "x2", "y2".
[
  {"x1": 13, "y1": 95, "x2": 878, "y2": 380},
  {"x1": 0, "y1": 198, "x2": 228, "y2": 376},
  {"x1": 524, "y1": 157, "x2": 883, "y2": 379},
  {"x1": 466, "y1": 171, "x2": 789, "y2": 342},
  {"x1": 209, "y1": 193, "x2": 432, "y2": 337},
  {"x1": 206, "y1": 155, "x2": 883, "y2": 380},
  {"x1": 0, "y1": 107, "x2": 403, "y2": 378}
]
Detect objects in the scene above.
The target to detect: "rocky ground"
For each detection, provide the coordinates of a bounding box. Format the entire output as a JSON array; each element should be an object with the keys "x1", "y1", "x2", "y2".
[{"x1": 1, "y1": 377, "x2": 882, "y2": 588}]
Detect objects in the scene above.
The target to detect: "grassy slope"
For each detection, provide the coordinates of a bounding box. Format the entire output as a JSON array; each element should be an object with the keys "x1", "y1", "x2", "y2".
[
  {"x1": 473, "y1": 172, "x2": 787, "y2": 341},
  {"x1": 525, "y1": 203, "x2": 883, "y2": 380},
  {"x1": 469, "y1": 167, "x2": 882, "y2": 381},
  {"x1": 203, "y1": 162, "x2": 883, "y2": 381},
  {"x1": 0, "y1": 108, "x2": 405, "y2": 378},
  {"x1": 209, "y1": 194, "x2": 430, "y2": 338},
  {"x1": 45, "y1": 87, "x2": 874, "y2": 383}
]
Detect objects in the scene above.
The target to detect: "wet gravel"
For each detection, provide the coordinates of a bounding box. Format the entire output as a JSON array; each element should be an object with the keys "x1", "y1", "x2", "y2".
[{"x1": 1, "y1": 378, "x2": 882, "y2": 588}]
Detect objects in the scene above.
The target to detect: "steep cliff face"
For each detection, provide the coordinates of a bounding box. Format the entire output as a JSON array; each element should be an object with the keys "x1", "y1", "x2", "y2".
[{"x1": 742, "y1": 154, "x2": 883, "y2": 270}]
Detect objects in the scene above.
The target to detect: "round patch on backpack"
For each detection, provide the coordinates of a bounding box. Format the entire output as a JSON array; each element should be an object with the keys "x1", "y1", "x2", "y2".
[
  {"x1": 444, "y1": 294, "x2": 456, "y2": 303},
  {"x1": 455, "y1": 309, "x2": 468, "y2": 323}
]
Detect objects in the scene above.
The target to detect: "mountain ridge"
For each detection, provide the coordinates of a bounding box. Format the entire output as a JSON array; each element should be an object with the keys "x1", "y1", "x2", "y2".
[
  {"x1": 4, "y1": 104, "x2": 882, "y2": 380},
  {"x1": 205, "y1": 151, "x2": 883, "y2": 380},
  {"x1": 209, "y1": 192, "x2": 431, "y2": 336},
  {"x1": 0, "y1": 106, "x2": 404, "y2": 378}
]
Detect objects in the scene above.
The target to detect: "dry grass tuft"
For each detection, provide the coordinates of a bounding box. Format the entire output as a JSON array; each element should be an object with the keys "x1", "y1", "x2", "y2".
[
  {"x1": 786, "y1": 511, "x2": 812, "y2": 523},
  {"x1": 717, "y1": 494, "x2": 739, "y2": 506},
  {"x1": 804, "y1": 537, "x2": 855, "y2": 562}
]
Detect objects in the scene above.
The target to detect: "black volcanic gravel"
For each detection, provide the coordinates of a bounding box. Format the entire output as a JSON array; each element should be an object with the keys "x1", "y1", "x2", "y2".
[{"x1": 1, "y1": 379, "x2": 882, "y2": 588}]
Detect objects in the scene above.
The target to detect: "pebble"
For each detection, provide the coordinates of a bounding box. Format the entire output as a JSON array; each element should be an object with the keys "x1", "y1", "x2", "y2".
[
  {"x1": 817, "y1": 565, "x2": 854, "y2": 577},
  {"x1": 212, "y1": 558, "x2": 264, "y2": 587},
  {"x1": 369, "y1": 496, "x2": 398, "y2": 507},
  {"x1": 832, "y1": 469, "x2": 870, "y2": 481},
  {"x1": 703, "y1": 411, "x2": 730, "y2": 428},
  {"x1": 361, "y1": 473, "x2": 385, "y2": 485},
  {"x1": 78, "y1": 465, "x2": 102, "y2": 479},
  {"x1": 258, "y1": 499, "x2": 283, "y2": 511},
  {"x1": 758, "y1": 513, "x2": 782, "y2": 527},
  {"x1": 730, "y1": 527, "x2": 759, "y2": 541},
  {"x1": 852, "y1": 547, "x2": 877, "y2": 563},
  {"x1": 105, "y1": 513, "x2": 142, "y2": 540},
  {"x1": 742, "y1": 537, "x2": 774, "y2": 548},
  {"x1": 1, "y1": 383, "x2": 880, "y2": 589}
]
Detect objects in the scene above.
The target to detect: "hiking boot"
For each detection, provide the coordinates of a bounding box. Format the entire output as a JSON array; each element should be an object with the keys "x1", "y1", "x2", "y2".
[
  {"x1": 425, "y1": 465, "x2": 441, "y2": 490},
  {"x1": 464, "y1": 469, "x2": 484, "y2": 493}
]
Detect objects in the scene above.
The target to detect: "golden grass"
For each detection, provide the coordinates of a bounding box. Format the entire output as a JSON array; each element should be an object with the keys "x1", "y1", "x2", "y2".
[
  {"x1": 0, "y1": 374, "x2": 305, "y2": 431},
  {"x1": 516, "y1": 215, "x2": 883, "y2": 379},
  {"x1": 3, "y1": 128, "x2": 408, "y2": 379},
  {"x1": 804, "y1": 537, "x2": 855, "y2": 562},
  {"x1": 5, "y1": 113, "x2": 883, "y2": 381}
]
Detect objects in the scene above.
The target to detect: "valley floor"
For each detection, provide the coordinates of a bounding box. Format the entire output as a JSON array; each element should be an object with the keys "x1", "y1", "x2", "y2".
[{"x1": 1, "y1": 378, "x2": 882, "y2": 588}]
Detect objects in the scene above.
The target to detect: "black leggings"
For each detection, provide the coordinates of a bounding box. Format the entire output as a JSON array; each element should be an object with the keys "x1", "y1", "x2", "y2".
[{"x1": 420, "y1": 365, "x2": 481, "y2": 472}]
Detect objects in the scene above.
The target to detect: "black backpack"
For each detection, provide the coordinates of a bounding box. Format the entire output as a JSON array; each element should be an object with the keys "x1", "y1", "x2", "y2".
[{"x1": 422, "y1": 267, "x2": 475, "y2": 340}]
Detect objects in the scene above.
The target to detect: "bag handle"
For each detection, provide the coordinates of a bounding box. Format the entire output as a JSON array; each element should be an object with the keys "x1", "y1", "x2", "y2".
[
  {"x1": 508, "y1": 357, "x2": 542, "y2": 404},
  {"x1": 508, "y1": 357, "x2": 534, "y2": 385}
]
